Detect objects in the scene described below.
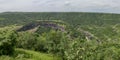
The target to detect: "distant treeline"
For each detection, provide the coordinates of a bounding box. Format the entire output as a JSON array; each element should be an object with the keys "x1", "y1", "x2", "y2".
[{"x1": 0, "y1": 12, "x2": 120, "y2": 27}]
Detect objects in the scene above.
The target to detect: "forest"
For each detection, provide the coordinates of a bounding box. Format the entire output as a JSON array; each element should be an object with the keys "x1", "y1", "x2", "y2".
[{"x1": 0, "y1": 12, "x2": 120, "y2": 60}]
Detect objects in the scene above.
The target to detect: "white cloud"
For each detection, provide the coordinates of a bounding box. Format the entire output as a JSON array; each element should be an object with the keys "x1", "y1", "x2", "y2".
[{"x1": 0, "y1": 0, "x2": 120, "y2": 13}]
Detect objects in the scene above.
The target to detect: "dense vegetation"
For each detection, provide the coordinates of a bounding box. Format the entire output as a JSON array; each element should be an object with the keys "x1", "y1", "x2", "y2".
[
  {"x1": 0, "y1": 12, "x2": 120, "y2": 60},
  {"x1": 0, "y1": 12, "x2": 120, "y2": 27}
]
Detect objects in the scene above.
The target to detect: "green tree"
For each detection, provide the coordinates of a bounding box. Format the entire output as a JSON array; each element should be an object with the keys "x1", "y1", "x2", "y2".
[{"x1": 0, "y1": 30, "x2": 17, "y2": 55}]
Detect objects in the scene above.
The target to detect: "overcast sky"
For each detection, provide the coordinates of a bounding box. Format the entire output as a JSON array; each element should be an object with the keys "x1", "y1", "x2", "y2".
[{"x1": 0, "y1": 0, "x2": 120, "y2": 13}]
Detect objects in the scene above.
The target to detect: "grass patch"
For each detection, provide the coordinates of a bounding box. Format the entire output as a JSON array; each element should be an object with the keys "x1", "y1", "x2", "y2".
[
  {"x1": 0, "y1": 48, "x2": 62, "y2": 60},
  {"x1": 0, "y1": 18, "x2": 5, "y2": 21}
]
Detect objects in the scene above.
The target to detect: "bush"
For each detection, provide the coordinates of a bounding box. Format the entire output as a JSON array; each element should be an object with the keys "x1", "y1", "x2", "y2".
[
  {"x1": 0, "y1": 30, "x2": 17, "y2": 55},
  {"x1": 64, "y1": 38, "x2": 120, "y2": 60},
  {"x1": 16, "y1": 30, "x2": 69, "y2": 57},
  {"x1": 16, "y1": 32, "x2": 38, "y2": 50}
]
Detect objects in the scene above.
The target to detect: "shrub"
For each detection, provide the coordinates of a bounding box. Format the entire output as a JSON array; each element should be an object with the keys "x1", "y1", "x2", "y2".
[
  {"x1": 0, "y1": 30, "x2": 17, "y2": 55},
  {"x1": 16, "y1": 32, "x2": 38, "y2": 50},
  {"x1": 64, "y1": 38, "x2": 120, "y2": 60}
]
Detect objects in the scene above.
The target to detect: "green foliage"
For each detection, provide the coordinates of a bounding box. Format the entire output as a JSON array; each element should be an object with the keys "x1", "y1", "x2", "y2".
[
  {"x1": 17, "y1": 32, "x2": 38, "y2": 50},
  {"x1": 36, "y1": 26, "x2": 52, "y2": 34},
  {"x1": 1, "y1": 12, "x2": 120, "y2": 60},
  {"x1": 0, "y1": 30, "x2": 17, "y2": 55},
  {"x1": 0, "y1": 18, "x2": 5, "y2": 21},
  {"x1": 41, "y1": 30, "x2": 68, "y2": 55},
  {"x1": 0, "y1": 48, "x2": 62, "y2": 60},
  {"x1": 16, "y1": 30, "x2": 69, "y2": 55},
  {"x1": 1, "y1": 12, "x2": 120, "y2": 27},
  {"x1": 16, "y1": 24, "x2": 120, "y2": 60},
  {"x1": 64, "y1": 39, "x2": 120, "y2": 60}
]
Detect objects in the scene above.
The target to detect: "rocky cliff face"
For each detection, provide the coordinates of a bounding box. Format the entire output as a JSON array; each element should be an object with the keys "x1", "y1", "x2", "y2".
[{"x1": 17, "y1": 21, "x2": 66, "y2": 32}]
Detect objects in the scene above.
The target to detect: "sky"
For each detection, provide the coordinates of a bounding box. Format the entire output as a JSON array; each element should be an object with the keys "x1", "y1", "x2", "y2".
[{"x1": 0, "y1": 0, "x2": 120, "y2": 13}]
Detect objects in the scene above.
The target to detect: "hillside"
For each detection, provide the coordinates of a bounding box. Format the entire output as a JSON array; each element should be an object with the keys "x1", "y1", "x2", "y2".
[
  {"x1": 1, "y1": 12, "x2": 120, "y2": 60},
  {"x1": 0, "y1": 12, "x2": 120, "y2": 27},
  {"x1": 17, "y1": 20, "x2": 66, "y2": 32}
]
